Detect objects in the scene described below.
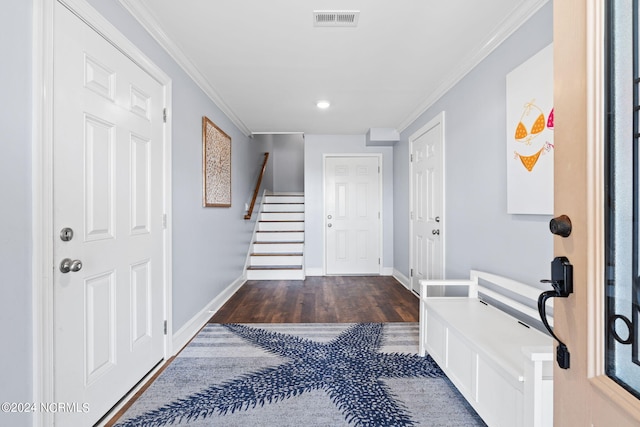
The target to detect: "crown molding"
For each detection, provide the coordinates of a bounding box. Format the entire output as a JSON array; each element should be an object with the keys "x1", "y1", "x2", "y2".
[
  {"x1": 118, "y1": 0, "x2": 252, "y2": 137},
  {"x1": 398, "y1": 0, "x2": 550, "y2": 133}
]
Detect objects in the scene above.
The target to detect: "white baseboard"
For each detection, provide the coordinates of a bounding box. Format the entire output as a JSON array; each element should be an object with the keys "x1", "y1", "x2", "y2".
[
  {"x1": 307, "y1": 267, "x2": 394, "y2": 277},
  {"x1": 171, "y1": 274, "x2": 246, "y2": 354},
  {"x1": 393, "y1": 269, "x2": 411, "y2": 291},
  {"x1": 305, "y1": 267, "x2": 324, "y2": 276}
]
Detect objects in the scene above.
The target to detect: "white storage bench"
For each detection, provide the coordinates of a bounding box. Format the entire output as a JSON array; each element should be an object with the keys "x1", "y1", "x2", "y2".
[{"x1": 419, "y1": 270, "x2": 553, "y2": 427}]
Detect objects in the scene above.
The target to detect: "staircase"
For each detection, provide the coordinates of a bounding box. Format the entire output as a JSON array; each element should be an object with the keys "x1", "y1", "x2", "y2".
[{"x1": 246, "y1": 193, "x2": 305, "y2": 280}]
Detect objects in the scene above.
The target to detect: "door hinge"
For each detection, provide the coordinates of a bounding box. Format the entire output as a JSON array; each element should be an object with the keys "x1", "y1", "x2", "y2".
[
  {"x1": 164, "y1": 320, "x2": 168, "y2": 335},
  {"x1": 378, "y1": 166, "x2": 381, "y2": 173},
  {"x1": 163, "y1": 108, "x2": 167, "y2": 123},
  {"x1": 378, "y1": 258, "x2": 381, "y2": 265},
  {"x1": 162, "y1": 213, "x2": 167, "y2": 229},
  {"x1": 410, "y1": 268, "x2": 413, "y2": 277},
  {"x1": 410, "y1": 211, "x2": 414, "y2": 220},
  {"x1": 378, "y1": 212, "x2": 381, "y2": 219},
  {"x1": 410, "y1": 154, "x2": 413, "y2": 162}
]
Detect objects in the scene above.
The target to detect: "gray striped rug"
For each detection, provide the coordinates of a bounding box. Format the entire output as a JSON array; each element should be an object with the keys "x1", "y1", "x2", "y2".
[{"x1": 115, "y1": 323, "x2": 485, "y2": 426}]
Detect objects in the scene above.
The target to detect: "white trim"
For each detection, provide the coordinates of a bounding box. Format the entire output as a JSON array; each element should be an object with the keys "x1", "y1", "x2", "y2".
[
  {"x1": 33, "y1": 1, "x2": 173, "y2": 425},
  {"x1": 32, "y1": 2, "x2": 54, "y2": 426},
  {"x1": 397, "y1": 0, "x2": 550, "y2": 132},
  {"x1": 381, "y1": 267, "x2": 394, "y2": 276},
  {"x1": 408, "y1": 111, "x2": 446, "y2": 294},
  {"x1": 172, "y1": 275, "x2": 246, "y2": 353},
  {"x1": 162, "y1": 81, "x2": 174, "y2": 357},
  {"x1": 117, "y1": 0, "x2": 251, "y2": 137},
  {"x1": 305, "y1": 267, "x2": 324, "y2": 276},
  {"x1": 322, "y1": 153, "x2": 383, "y2": 275},
  {"x1": 392, "y1": 268, "x2": 411, "y2": 291}
]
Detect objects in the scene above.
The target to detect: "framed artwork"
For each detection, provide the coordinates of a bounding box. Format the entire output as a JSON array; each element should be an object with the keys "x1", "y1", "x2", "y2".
[
  {"x1": 505, "y1": 43, "x2": 554, "y2": 215},
  {"x1": 202, "y1": 116, "x2": 231, "y2": 207}
]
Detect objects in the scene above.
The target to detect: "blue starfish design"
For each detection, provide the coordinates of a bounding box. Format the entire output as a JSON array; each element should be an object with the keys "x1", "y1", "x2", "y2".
[{"x1": 116, "y1": 323, "x2": 444, "y2": 426}]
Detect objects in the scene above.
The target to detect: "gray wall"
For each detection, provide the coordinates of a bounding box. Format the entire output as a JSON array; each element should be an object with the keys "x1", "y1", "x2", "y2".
[
  {"x1": 273, "y1": 134, "x2": 304, "y2": 193},
  {"x1": 393, "y1": 2, "x2": 554, "y2": 287},
  {"x1": 252, "y1": 133, "x2": 305, "y2": 194},
  {"x1": 304, "y1": 135, "x2": 394, "y2": 274},
  {"x1": 0, "y1": 2, "x2": 33, "y2": 424}
]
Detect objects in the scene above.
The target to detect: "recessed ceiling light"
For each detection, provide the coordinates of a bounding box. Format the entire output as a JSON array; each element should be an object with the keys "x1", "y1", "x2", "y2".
[{"x1": 317, "y1": 100, "x2": 331, "y2": 109}]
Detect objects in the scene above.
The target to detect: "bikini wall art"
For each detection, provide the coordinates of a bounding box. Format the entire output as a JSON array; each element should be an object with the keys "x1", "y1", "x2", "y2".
[{"x1": 505, "y1": 43, "x2": 554, "y2": 215}]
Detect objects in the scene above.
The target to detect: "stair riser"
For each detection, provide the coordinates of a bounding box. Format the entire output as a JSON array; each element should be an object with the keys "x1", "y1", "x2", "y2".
[
  {"x1": 255, "y1": 232, "x2": 304, "y2": 242},
  {"x1": 260, "y1": 212, "x2": 305, "y2": 221},
  {"x1": 246, "y1": 269, "x2": 305, "y2": 281},
  {"x1": 264, "y1": 196, "x2": 304, "y2": 204},
  {"x1": 262, "y1": 204, "x2": 304, "y2": 213},
  {"x1": 258, "y1": 222, "x2": 304, "y2": 231},
  {"x1": 253, "y1": 243, "x2": 304, "y2": 253},
  {"x1": 250, "y1": 256, "x2": 303, "y2": 266}
]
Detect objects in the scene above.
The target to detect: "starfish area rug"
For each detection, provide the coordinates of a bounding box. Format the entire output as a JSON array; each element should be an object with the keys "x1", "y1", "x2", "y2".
[{"x1": 114, "y1": 323, "x2": 486, "y2": 426}]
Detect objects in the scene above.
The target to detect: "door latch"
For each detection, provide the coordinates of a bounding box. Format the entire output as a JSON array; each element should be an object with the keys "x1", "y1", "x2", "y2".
[{"x1": 60, "y1": 258, "x2": 83, "y2": 273}]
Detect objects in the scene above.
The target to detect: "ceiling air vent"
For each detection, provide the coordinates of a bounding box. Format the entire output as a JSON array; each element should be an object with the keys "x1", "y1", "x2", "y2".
[{"x1": 313, "y1": 10, "x2": 360, "y2": 27}]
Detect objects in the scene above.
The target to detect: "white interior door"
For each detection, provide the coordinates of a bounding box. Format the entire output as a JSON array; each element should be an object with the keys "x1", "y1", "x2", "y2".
[
  {"x1": 410, "y1": 113, "x2": 444, "y2": 294},
  {"x1": 325, "y1": 156, "x2": 381, "y2": 275},
  {"x1": 52, "y1": 3, "x2": 166, "y2": 425}
]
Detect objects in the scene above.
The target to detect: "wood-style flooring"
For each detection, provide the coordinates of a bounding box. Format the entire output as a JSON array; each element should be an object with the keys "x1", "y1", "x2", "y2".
[{"x1": 209, "y1": 275, "x2": 419, "y2": 323}]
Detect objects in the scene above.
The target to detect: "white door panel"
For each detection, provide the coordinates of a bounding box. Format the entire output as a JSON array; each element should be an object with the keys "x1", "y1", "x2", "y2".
[
  {"x1": 53, "y1": 3, "x2": 165, "y2": 425},
  {"x1": 411, "y1": 113, "x2": 444, "y2": 293},
  {"x1": 325, "y1": 156, "x2": 381, "y2": 275}
]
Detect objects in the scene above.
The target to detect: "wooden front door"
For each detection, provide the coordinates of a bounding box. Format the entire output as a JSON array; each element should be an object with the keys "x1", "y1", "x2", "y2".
[{"x1": 553, "y1": 0, "x2": 640, "y2": 425}]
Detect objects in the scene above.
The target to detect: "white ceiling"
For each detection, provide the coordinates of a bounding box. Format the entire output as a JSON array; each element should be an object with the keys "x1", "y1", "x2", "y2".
[{"x1": 120, "y1": 0, "x2": 548, "y2": 136}]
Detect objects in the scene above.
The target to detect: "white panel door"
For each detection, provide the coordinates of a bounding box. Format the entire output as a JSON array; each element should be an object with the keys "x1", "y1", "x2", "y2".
[
  {"x1": 52, "y1": 3, "x2": 165, "y2": 425},
  {"x1": 325, "y1": 156, "x2": 381, "y2": 275},
  {"x1": 410, "y1": 114, "x2": 444, "y2": 293}
]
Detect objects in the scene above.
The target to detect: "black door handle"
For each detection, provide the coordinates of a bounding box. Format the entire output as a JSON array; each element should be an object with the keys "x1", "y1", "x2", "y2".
[{"x1": 538, "y1": 256, "x2": 573, "y2": 369}]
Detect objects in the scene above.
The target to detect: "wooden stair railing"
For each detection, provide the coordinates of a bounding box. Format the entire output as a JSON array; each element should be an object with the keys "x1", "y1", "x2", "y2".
[{"x1": 244, "y1": 152, "x2": 269, "y2": 220}]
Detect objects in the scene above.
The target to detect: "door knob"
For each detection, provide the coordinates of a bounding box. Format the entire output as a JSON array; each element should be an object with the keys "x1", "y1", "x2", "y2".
[
  {"x1": 60, "y1": 258, "x2": 83, "y2": 273},
  {"x1": 549, "y1": 215, "x2": 572, "y2": 237},
  {"x1": 328, "y1": 223, "x2": 332, "y2": 228},
  {"x1": 432, "y1": 229, "x2": 440, "y2": 235}
]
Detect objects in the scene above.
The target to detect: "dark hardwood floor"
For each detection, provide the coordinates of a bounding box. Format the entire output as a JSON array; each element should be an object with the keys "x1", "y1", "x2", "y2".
[{"x1": 209, "y1": 275, "x2": 419, "y2": 323}]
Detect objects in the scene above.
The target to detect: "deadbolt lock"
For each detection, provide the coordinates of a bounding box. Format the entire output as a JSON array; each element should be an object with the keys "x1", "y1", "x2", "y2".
[{"x1": 60, "y1": 227, "x2": 74, "y2": 242}]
